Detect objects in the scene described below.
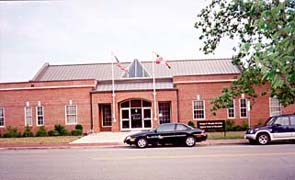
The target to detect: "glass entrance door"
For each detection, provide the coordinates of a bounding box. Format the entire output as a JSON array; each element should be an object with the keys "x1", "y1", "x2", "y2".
[
  {"x1": 131, "y1": 108, "x2": 142, "y2": 128},
  {"x1": 143, "y1": 108, "x2": 152, "y2": 128},
  {"x1": 120, "y1": 99, "x2": 152, "y2": 130}
]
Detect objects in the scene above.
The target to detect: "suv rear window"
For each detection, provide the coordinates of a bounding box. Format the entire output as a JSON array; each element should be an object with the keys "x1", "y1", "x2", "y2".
[{"x1": 290, "y1": 115, "x2": 295, "y2": 125}]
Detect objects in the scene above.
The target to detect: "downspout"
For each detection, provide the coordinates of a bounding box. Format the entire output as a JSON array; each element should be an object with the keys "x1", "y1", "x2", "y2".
[
  {"x1": 90, "y1": 91, "x2": 94, "y2": 133},
  {"x1": 176, "y1": 89, "x2": 180, "y2": 123}
]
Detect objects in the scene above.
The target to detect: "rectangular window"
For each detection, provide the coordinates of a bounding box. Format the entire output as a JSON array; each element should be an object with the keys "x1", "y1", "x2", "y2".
[
  {"x1": 227, "y1": 100, "x2": 235, "y2": 119},
  {"x1": 159, "y1": 102, "x2": 171, "y2": 124},
  {"x1": 25, "y1": 106, "x2": 33, "y2": 126},
  {"x1": 240, "y1": 99, "x2": 247, "y2": 118},
  {"x1": 65, "y1": 105, "x2": 77, "y2": 124},
  {"x1": 269, "y1": 97, "x2": 281, "y2": 117},
  {"x1": 193, "y1": 100, "x2": 205, "y2": 120},
  {"x1": 36, "y1": 106, "x2": 44, "y2": 126},
  {"x1": 101, "y1": 104, "x2": 112, "y2": 127},
  {"x1": 0, "y1": 107, "x2": 4, "y2": 127}
]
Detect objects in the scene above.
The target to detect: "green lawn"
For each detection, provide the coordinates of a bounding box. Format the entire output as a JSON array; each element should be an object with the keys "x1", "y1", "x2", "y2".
[
  {"x1": 207, "y1": 131, "x2": 244, "y2": 140},
  {"x1": 0, "y1": 136, "x2": 80, "y2": 145},
  {"x1": 0, "y1": 131, "x2": 245, "y2": 145}
]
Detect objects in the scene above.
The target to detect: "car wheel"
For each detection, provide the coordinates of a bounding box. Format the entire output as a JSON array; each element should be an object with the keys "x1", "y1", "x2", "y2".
[
  {"x1": 136, "y1": 138, "x2": 148, "y2": 148},
  {"x1": 256, "y1": 133, "x2": 270, "y2": 145},
  {"x1": 185, "y1": 136, "x2": 196, "y2": 147}
]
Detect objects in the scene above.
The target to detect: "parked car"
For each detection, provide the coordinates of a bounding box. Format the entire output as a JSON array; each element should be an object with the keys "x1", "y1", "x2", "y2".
[
  {"x1": 245, "y1": 114, "x2": 295, "y2": 145},
  {"x1": 124, "y1": 123, "x2": 207, "y2": 148}
]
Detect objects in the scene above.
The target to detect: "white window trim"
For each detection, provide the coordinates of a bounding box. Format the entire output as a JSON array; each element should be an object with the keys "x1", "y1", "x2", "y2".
[
  {"x1": 36, "y1": 106, "x2": 44, "y2": 126},
  {"x1": 239, "y1": 98, "x2": 248, "y2": 119},
  {"x1": 65, "y1": 105, "x2": 78, "y2": 125},
  {"x1": 227, "y1": 100, "x2": 235, "y2": 119},
  {"x1": 269, "y1": 97, "x2": 282, "y2": 117},
  {"x1": 192, "y1": 100, "x2": 206, "y2": 120},
  {"x1": 0, "y1": 107, "x2": 5, "y2": 128},
  {"x1": 24, "y1": 106, "x2": 33, "y2": 127},
  {"x1": 120, "y1": 107, "x2": 131, "y2": 130}
]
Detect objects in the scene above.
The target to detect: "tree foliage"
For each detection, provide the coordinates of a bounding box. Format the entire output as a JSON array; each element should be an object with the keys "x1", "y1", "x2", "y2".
[{"x1": 195, "y1": 0, "x2": 295, "y2": 114}]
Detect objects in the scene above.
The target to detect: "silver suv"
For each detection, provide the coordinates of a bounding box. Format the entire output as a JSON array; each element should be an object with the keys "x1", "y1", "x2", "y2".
[{"x1": 245, "y1": 114, "x2": 295, "y2": 145}]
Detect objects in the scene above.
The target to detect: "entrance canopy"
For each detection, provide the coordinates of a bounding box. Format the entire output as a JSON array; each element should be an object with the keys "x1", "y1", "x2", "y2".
[{"x1": 95, "y1": 79, "x2": 174, "y2": 92}]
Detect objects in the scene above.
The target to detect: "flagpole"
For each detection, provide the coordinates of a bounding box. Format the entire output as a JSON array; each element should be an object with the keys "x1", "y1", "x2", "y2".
[
  {"x1": 111, "y1": 60, "x2": 116, "y2": 122},
  {"x1": 152, "y1": 52, "x2": 157, "y2": 121}
]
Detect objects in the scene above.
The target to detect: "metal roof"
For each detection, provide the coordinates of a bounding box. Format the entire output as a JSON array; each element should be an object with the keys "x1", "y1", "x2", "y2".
[
  {"x1": 95, "y1": 80, "x2": 174, "y2": 92},
  {"x1": 32, "y1": 58, "x2": 240, "y2": 82}
]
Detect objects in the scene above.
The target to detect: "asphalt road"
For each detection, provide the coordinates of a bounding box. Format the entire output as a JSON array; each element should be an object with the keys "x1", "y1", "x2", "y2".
[{"x1": 1, "y1": 144, "x2": 295, "y2": 180}]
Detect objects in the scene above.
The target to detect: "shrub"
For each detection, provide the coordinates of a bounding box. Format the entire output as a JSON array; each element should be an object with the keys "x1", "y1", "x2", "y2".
[
  {"x1": 36, "y1": 126, "x2": 47, "y2": 137},
  {"x1": 188, "y1": 121, "x2": 195, "y2": 128},
  {"x1": 48, "y1": 130, "x2": 59, "y2": 136},
  {"x1": 23, "y1": 126, "x2": 34, "y2": 137},
  {"x1": 54, "y1": 124, "x2": 69, "y2": 136},
  {"x1": 225, "y1": 120, "x2": 248, "y2": 131},
  {"x1": 225, "y1": 120, "x2": 235, "y2": 131},
  {"x1": 75, "y1": 124, "x2": 83, "y2": 131},
  {"x1": 241, "y1": 122, "x2": 248, "y2": 130},
  {"x1": 71, "y1": 129, "x2": 82, "y2": 136},
  {"x1": 3, "y1": 126, "x2": 22, "y2": 138}
]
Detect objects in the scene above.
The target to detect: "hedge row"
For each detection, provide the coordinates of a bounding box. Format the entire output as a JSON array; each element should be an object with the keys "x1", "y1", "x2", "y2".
[
  {"x1": 1, "y1": 124, "x2": 83, "y2": 138},
  {"x1": 188, "y1": 120, "x2": 248, "y2": 131}
]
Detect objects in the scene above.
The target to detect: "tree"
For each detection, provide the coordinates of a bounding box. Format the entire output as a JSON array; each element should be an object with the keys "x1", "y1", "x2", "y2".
[{"x1": 195, "y1": 0, "x2": 295, "y2": 114}]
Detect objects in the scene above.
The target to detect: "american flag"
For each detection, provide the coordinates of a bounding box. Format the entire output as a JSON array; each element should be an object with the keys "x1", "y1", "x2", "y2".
[
  {"x1": 113, "y1": 54, "x2": 129, "y2": 73},
  {"x1": 155, "y1": 52, "x2": 171, "y2": 69}
]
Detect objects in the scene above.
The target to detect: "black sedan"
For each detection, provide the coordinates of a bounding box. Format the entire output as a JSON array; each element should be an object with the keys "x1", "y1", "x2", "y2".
[{"x1": 124, "y1": 123, "x2": 207, "y2": 148}]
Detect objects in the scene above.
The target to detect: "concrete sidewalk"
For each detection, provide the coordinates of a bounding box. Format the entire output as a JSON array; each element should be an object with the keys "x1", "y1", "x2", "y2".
[
  {"x1": 0, "y1": 132, "x2": 248, "y2": 150},
  {"x1": 70, "y1": 131, "x2": 140, "y2": 144}
]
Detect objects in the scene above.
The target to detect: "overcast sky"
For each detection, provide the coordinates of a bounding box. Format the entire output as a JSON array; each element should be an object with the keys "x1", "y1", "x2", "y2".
[{"x1": 0, "y1": 0, "x2": 235, "y2": 83}]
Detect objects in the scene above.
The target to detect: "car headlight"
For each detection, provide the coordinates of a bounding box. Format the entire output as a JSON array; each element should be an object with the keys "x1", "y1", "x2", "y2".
[
  {"x1": 125, "y1": 136, "x2": 136, "y2": 142},
  {"x1": 125, "y1": 136, "x2": 131, "y2": 140},
  {"x1": 249, "y1": 128, "x2": 259, "y2": 134},
  {"x1": 130, "y1": 138, "x2": 136, "y2": 142}
]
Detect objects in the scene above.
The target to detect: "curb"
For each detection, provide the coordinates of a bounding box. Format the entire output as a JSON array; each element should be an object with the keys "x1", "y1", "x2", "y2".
[
  {"x1": 0, "y1": 139, "x2": 247, "y2": 150},
  {"x1": 0, "y1": 142, "x2": 125, "y2": 150},
  {"x1": 200, "y1": 139, "x2": 248, "y2": 146}
]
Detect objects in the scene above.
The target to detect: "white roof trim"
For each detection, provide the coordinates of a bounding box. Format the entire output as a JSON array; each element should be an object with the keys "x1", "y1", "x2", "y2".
[
  {"x1": 0, "y1": 84, "x2": 95, "y2": 91},
  {"x1": 174, "y1": 79, "x2": 236, "y2": 84}
]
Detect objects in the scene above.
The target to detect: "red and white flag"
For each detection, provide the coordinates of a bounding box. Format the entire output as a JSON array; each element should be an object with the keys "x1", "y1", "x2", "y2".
[
  {"x1": 154, "y1": 52, "x2": 171, "y2": 69},
  {"x1": 112, "y1": 53, "x2": 129, "y2": 73}
]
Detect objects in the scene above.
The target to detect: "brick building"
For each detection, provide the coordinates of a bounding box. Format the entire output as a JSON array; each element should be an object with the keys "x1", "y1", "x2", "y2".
[{"x1": 0, "y1": 58, "x2": 294, "y2": 133}]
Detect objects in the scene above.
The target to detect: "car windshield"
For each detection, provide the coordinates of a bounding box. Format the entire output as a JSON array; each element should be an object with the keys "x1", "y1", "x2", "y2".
[
  {"x1": 265, "y1": 117, "x2": 275, "y2": 126},
  {"x1": 185, "y1": 124, "x2": 194, "y2": 130}
]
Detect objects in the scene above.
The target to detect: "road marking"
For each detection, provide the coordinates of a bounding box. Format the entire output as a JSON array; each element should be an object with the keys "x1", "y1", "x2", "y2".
[{"x1": 92, "y1": 152, "x2": 295, "y2": 161}]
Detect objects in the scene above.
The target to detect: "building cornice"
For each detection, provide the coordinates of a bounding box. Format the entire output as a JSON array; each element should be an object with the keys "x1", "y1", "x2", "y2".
[
  {"x1": 174, "y1": 79, "x2": 236, "y2": 84},
  {"x1": 0, "y1": 84, "x2": 95, "y2": 91}
]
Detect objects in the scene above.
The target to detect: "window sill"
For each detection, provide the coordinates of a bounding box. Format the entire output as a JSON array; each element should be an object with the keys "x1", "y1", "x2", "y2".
[{"x1": 66, "y1": 123, "x2": 78, "y2": 125}]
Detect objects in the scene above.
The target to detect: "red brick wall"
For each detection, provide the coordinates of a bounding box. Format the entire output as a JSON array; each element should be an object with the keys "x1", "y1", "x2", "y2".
[
  {"x1": 0, "y1": 81, "x2": 95, "y2": 134},
  {"x1": 175, "y1": 75, "x2": 295, "y2": 127},
  {"x1": 1, "y1": 75, "x2": 294, "y2": 134}
]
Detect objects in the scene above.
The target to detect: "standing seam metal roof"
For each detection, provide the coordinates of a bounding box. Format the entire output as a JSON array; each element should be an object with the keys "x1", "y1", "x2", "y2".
[{"x1": 32, "y1": 58, "x2": 240, "y2": 82}]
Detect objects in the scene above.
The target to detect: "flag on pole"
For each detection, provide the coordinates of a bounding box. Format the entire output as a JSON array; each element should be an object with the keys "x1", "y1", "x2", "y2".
[
  {"x1": 154, "y1": 52, "x2": 171, "y2": 69},
  {"x1": 112, "y1": 54, "x2": 129, "y2": 73}
]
